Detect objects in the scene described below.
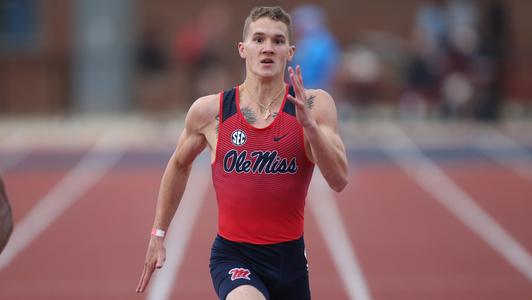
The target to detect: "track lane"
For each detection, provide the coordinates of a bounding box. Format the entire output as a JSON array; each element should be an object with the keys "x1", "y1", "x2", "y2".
[
  {"x1": 440, "y1": 163, "x2": 532, "y2": 253},
  {"x1": 2, "y1": 122, "x2": 532, "y2": 300},
  {"x1": 0, "y1": 167, "x2": 162, "y2": 300},
  {"x1": 305, "y1": 200, "x2": 351, "y2": 299},
  {"x1": 337, "y1": 166, "x2": 532, "y2": 299},
  {"x1": 0, "y1": 150, "x2": 86, "y2": 224},
  {"x1": 168, "y1": 186, "x2": 219, "y2": 299}
]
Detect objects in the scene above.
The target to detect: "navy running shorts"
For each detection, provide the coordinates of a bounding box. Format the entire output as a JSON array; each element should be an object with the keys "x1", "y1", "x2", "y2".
[{"x1": 209, "y1": 234, "x2": 311, "y2": 300}]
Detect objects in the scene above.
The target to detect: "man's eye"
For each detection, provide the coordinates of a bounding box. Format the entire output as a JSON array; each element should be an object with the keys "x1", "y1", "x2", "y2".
[
  {"x1": 275, "y1": 39, "x2": 285, "y2": 44},
  {"x1": 254, "y1": 37, "x2": 263, "y2": 43}
]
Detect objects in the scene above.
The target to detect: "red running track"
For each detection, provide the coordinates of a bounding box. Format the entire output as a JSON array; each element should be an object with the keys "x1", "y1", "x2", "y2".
[{"x1": 0, "y1": 151, "x2": 531, "y2": 299}]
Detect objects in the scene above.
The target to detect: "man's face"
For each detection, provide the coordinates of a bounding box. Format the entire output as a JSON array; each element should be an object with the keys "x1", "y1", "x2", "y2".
[{"x1": 239, "y1": 18, "x2": 295, "y2": 79}]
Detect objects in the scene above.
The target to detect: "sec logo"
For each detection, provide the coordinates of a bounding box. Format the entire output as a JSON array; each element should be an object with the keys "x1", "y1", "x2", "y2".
[{"x1": 231, "y1": 130, "x2": 247, "y2": 146}]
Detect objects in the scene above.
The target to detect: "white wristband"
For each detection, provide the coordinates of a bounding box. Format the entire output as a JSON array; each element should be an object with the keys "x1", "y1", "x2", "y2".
[{"x1": 151, "y1": 228, "x2": 165, "y2": 238}]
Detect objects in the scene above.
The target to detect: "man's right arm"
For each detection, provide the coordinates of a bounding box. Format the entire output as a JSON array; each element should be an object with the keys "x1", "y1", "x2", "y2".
[
  {"x1": 136, "y1": 95, "x2": 216, "y2": 293},
  {"x1": 0, "y1": 176, "x2": 13, "y2": 253},
  {"x1": 151, "y1": 116, "x2": 208, "y2": 238}
]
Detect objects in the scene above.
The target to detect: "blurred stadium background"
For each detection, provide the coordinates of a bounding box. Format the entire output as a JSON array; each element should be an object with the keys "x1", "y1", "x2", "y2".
[
  {"x1": 1, "y1": 0, "x2": 532, "y2": 299},
  {"x1": 0, "y1": 0, "x2": 530, "y2": 117}
]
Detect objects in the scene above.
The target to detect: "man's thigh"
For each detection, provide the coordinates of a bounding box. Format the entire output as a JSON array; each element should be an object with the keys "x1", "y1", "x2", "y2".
[{"x1": 226, "y1": 285, "x2": 266, "y2": 300}]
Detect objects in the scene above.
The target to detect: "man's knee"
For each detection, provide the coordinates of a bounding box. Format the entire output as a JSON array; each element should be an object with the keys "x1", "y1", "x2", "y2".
[{"x1": 226, "y1": 285, "x2": 267, "y2": 300}]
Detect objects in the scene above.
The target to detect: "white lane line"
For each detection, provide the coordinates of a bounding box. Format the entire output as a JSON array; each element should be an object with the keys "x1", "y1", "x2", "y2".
[
  {"x1": 473, "y1": 125, "x2": 532, "y2": 181},
  {"x1": 309, "y1": 169, "x2": 372, "y2": 300},
  {"x1": 147, "y1": 151, "x2": 210, "y2": 300},
  {"x1": 379, "y1": 123, "x2": 532, "y2": 282},
  {"x1": 0, "y1": 130, "x2": 125, "y2": 271}
]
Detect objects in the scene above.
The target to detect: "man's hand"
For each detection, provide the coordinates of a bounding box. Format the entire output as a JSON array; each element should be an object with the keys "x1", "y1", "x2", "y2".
[
  {"x1": 287, "y1": 65, "x2": 317, "y2": 129},
  {"x1": 287, "y1": 65, "x2": 348, "y2": 192},
  {"x1": 136, "y1": 236, "x2": 166, "y2": 293}
]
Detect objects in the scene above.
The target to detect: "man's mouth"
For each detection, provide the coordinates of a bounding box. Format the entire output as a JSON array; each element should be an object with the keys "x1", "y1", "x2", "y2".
[{"x1": 260, "y1": 58, "x2": 274, "y2": 64}]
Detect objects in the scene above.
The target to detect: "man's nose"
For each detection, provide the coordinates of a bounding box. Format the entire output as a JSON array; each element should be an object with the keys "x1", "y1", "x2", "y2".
[{"x1": 261, "y1": 39, "x2": 275, "y2": 53}]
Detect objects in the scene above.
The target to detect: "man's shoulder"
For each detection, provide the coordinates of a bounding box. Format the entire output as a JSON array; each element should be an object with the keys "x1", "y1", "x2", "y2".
[
  {"x1": 185, "y1": 93, "x2": 220, "y2": 132},
  {"x1": 304, "y1": 89, "x2": 334, "y2": 109},
  {"x1": 193, "y1": 93, "x2": 220, "y2": 109},
  {"x1": 188, "y1": 93, "x2": 220, "y2": 118},
  {"x1": 305, "y1": 88, "x2": 330, "y2": 96},
  {"x1": 303, "y1": 89, "x2": 337, "y2": 124}
]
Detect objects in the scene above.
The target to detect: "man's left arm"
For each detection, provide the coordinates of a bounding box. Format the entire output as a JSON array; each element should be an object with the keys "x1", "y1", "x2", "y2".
[
  {"x1": 0, "y1": 176, "x2": 13, "y2": 253},
  {"x1": 288, "y1": 66, "x2": 348, "y2": 192}
]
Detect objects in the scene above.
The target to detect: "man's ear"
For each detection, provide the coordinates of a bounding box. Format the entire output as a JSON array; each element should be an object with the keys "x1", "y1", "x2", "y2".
[
  {"x1": 287, "y1": 45, "x2": 296, "y2": 62},
  {"x1": 238, "y1": 42, "x2": 246, "y2": 59}
]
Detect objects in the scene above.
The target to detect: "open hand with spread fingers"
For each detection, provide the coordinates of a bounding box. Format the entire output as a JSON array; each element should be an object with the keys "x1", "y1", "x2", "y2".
[{"x1": 287, "y1": 65, "x2": 317, "y2": 129}]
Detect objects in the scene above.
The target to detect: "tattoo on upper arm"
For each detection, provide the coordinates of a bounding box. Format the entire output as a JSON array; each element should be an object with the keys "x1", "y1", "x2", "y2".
[
  {"x1": 306, "y1": 95, "x2": 316, "y2": 109},
  {"x1": 215, "y1": 114, "x2": 219, "y2": 134},
  {"x1": 241, "y1": 107, "x2": 257, "y2": 124},
  {"x1": 272, "y1": 112, "x2": 278, "y2": 119}
]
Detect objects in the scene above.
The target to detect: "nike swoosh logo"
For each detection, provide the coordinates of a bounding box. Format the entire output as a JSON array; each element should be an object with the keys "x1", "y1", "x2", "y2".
[{"x1": 273, "y1": 133, "x2": 288, "y2": 142}]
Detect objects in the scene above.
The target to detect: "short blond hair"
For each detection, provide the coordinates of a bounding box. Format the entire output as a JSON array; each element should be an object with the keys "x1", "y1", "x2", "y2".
[{"x1": 242, "y1": 6, "x2": 293, "y2": 43}]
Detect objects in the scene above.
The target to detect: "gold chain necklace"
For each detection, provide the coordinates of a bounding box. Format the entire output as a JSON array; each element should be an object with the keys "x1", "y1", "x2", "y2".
[{"x1": 242, "y1": 82, "x2": 285, "y2": 120}]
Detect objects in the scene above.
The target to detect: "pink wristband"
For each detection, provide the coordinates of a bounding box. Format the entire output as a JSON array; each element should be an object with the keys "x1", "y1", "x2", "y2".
[{"x1": 151, "y1": 228, "x2": 165, "y2": 238}]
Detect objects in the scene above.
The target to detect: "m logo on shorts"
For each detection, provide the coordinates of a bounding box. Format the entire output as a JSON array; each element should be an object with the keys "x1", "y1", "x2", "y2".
[
  {"x1": 231, "y1": 130, "x2": 247, "y2": 146},
  {"x1": 228, "y1": 267, "x2": 251, "y2": 281}
]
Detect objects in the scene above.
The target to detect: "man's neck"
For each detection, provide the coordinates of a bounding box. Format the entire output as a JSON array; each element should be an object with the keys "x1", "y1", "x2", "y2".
[{"x1": 242, "y1": 76, "x2": 286, "y2": 105}]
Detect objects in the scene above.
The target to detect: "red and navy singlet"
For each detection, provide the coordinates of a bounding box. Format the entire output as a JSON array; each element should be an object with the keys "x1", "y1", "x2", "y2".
[{"x1": 211, "y1": 85, "x2": 315, "y2": 244}]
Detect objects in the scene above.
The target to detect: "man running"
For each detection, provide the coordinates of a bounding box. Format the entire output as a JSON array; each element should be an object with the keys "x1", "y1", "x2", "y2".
[{"x1": 137, "y1": 6, "x2": 347, "y2": 299}]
